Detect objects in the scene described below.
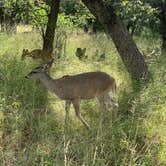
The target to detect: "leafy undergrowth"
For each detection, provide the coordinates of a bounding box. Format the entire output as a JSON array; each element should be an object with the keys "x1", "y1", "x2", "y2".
[{"x1": 0, "y1": 32, "x2": 165, "y2": 166}]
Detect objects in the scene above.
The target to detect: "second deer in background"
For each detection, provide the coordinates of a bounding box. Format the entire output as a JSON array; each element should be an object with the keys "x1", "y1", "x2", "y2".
[
  {"x1": 75, "y1": 48, "x2": 87, "y2": 60},
  {"x1": 21, "y1": 49, "x2": 53, "y2": 61}
]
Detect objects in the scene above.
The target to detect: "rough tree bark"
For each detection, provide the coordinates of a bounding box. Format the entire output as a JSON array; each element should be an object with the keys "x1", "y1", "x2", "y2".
[
  {"x1": 42, "y1": 0, "x2": 60, "y2": 55},
  {"x1": 0, "y1": 2, "x2": 5, "y2": 32},
  {"x1": 82, "y1": 0, "x2": 150, "y2": 82},
  {"x1": 159, "y1": 0, "x2": 166, "y2": 53}
]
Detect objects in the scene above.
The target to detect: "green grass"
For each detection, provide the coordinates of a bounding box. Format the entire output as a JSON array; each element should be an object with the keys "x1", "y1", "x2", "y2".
[{"x1": 0, "y1": 30, "x2": 166, "y2": 166}]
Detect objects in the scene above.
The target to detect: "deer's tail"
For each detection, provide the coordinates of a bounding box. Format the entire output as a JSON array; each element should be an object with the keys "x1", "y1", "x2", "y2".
[{"x1": 112, "y1": 80, "x2": 116, "y2": 96}]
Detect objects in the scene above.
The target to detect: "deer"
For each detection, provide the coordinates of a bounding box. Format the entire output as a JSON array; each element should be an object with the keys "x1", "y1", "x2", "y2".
[
  {"x1": 75, "y1": 48, "x2": 88, "y2": 60},
  {"x1": 21, "y1": 49, "x2": 53, "y2": 61},
  {"x1": 25, "y1": 60, "x2": 118, "y2": 130}
]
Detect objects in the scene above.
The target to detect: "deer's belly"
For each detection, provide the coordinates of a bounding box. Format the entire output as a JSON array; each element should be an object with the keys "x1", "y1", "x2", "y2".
[{"x1": 56, "y1": 89, "x2": 98, "y2": 100}]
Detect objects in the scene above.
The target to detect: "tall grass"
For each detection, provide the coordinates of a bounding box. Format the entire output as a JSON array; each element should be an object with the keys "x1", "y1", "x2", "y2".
[{"x1": 0, "y1": 30, "x2": 165, "y2": 166}]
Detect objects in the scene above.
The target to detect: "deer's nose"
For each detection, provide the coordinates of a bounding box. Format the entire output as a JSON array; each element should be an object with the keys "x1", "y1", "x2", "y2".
[{"x1": 25, "y1": 75, "x2": 29, "y2": 79}]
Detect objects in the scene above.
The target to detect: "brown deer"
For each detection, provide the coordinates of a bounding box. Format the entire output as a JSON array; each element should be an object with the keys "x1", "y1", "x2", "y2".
[
  {"x1": 25, "y1": 60, "x2": 118, "y2": 130},
  {"x1": 21, "y1": 49, "x2": 53, "y2": 61}
]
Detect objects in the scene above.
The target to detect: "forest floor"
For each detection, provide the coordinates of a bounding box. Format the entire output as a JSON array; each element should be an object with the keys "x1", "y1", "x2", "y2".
[{"x1": 0, "y1": 30, "x2": 166, "y2": 166}]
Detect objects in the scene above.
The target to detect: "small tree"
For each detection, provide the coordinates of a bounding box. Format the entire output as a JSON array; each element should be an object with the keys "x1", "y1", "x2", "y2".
[{"x1": 42, "y1": 0, "x2": 60, "y2": 56}]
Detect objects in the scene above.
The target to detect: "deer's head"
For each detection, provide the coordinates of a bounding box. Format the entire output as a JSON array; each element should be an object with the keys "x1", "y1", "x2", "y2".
[
  {"x1": 25, "y1": 59, "x2": 54, "y2": 79},
  {"x1": 21, "y1": 49, "x2": 29, "y2": 60}
]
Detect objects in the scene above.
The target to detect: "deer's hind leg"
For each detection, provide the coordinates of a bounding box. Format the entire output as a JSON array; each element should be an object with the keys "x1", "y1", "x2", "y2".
[
  {"x1": 65, "y1": 100, "x2": 71, "y2": 124},
  {"x1": 104, "y1": 94, "x2": 118, "y2": 111},
  {"x1": 72, "y1": 99, "x2": 90, "y2": 130},
  {"x1": 104, "y1": 94, "x2": 119, "y2": 119},
  {"x1": 97, "y1": 95, "x2": 108, "y2": 112}
]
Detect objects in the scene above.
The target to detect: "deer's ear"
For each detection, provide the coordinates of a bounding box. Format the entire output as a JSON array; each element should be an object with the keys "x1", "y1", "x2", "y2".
[
  {"x1": 23, "y1": 49, "x2": 28, "y2": 53},
  {"x1": 47, "y1": 58, "x2": 54, "y2": 68},
  {"x1": 42, "y1": 64, "x2": 49, "y2": 71},
  {"x1": 42, "y1": 59, "x2": 54, "y2": 71}
]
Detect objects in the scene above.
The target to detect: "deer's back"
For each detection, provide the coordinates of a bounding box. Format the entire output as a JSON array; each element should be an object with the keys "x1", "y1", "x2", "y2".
[
  {"x1": 55, "y1": 71, "x2": 115, "y2": 100},
  {"x1": 31, "y1": 49, "x2": 52, "y2": 60},
  {"x1": 30, "y1": 49, "x2": 43, "y2": 58},
  {"x1": 31, "y1": 49, "x2": 42, "y2": 54}
]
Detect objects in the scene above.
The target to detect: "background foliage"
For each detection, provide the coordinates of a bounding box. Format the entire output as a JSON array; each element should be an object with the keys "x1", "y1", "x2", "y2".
[{"x1": 0, "y1": 0, "x2": 166, "y2": 165}]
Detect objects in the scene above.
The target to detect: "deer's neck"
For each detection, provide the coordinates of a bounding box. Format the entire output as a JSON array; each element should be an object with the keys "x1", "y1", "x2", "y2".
[{"x1": 39, "y1": 73, "x2": 56, "y2": 92}]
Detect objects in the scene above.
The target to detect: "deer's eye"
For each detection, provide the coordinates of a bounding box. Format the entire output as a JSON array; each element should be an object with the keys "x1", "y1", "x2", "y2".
[{"x1": 30, "y1": 71, "x2": 37, "y2": 74}]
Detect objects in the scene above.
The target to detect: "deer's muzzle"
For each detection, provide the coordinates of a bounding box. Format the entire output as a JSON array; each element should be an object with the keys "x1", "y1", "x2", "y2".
[{"x1": 25, "y1": 75, "x2": 29, "y2": 79}]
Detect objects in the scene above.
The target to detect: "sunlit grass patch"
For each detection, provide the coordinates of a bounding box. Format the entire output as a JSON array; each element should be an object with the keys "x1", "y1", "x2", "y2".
[
  {"x1": 17, "y1": 24, "x2": 33, "y2": 33},
  {"x1": 0, "y1": 30, "x2": 166, "y2": 165}
]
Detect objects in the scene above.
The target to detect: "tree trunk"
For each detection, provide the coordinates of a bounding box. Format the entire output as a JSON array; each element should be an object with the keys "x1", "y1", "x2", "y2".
[
  {"x1": 42, "y1": 0, "x2": 60, "y2": 55},
  {"x1": 0, "y1": 2, "x2": 5, "y2": 32},
  {"x1": 5, "y1": 18, "x2": 17, "y2": 34},
  {"x1": 21, "y1": 0, "x2": 60, "y2": 149},
  {"x1": 159, "y1": 1, "x2": 166, "y2": 53},
  {"x1": 82, "y1": 0, "x2": 150, "y2": 82}
]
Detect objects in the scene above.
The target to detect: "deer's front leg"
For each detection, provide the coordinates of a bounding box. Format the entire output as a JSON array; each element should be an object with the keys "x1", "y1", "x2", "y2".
[{"x1": 72, "y1": 99, "x2": 90, "y2": 130}]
